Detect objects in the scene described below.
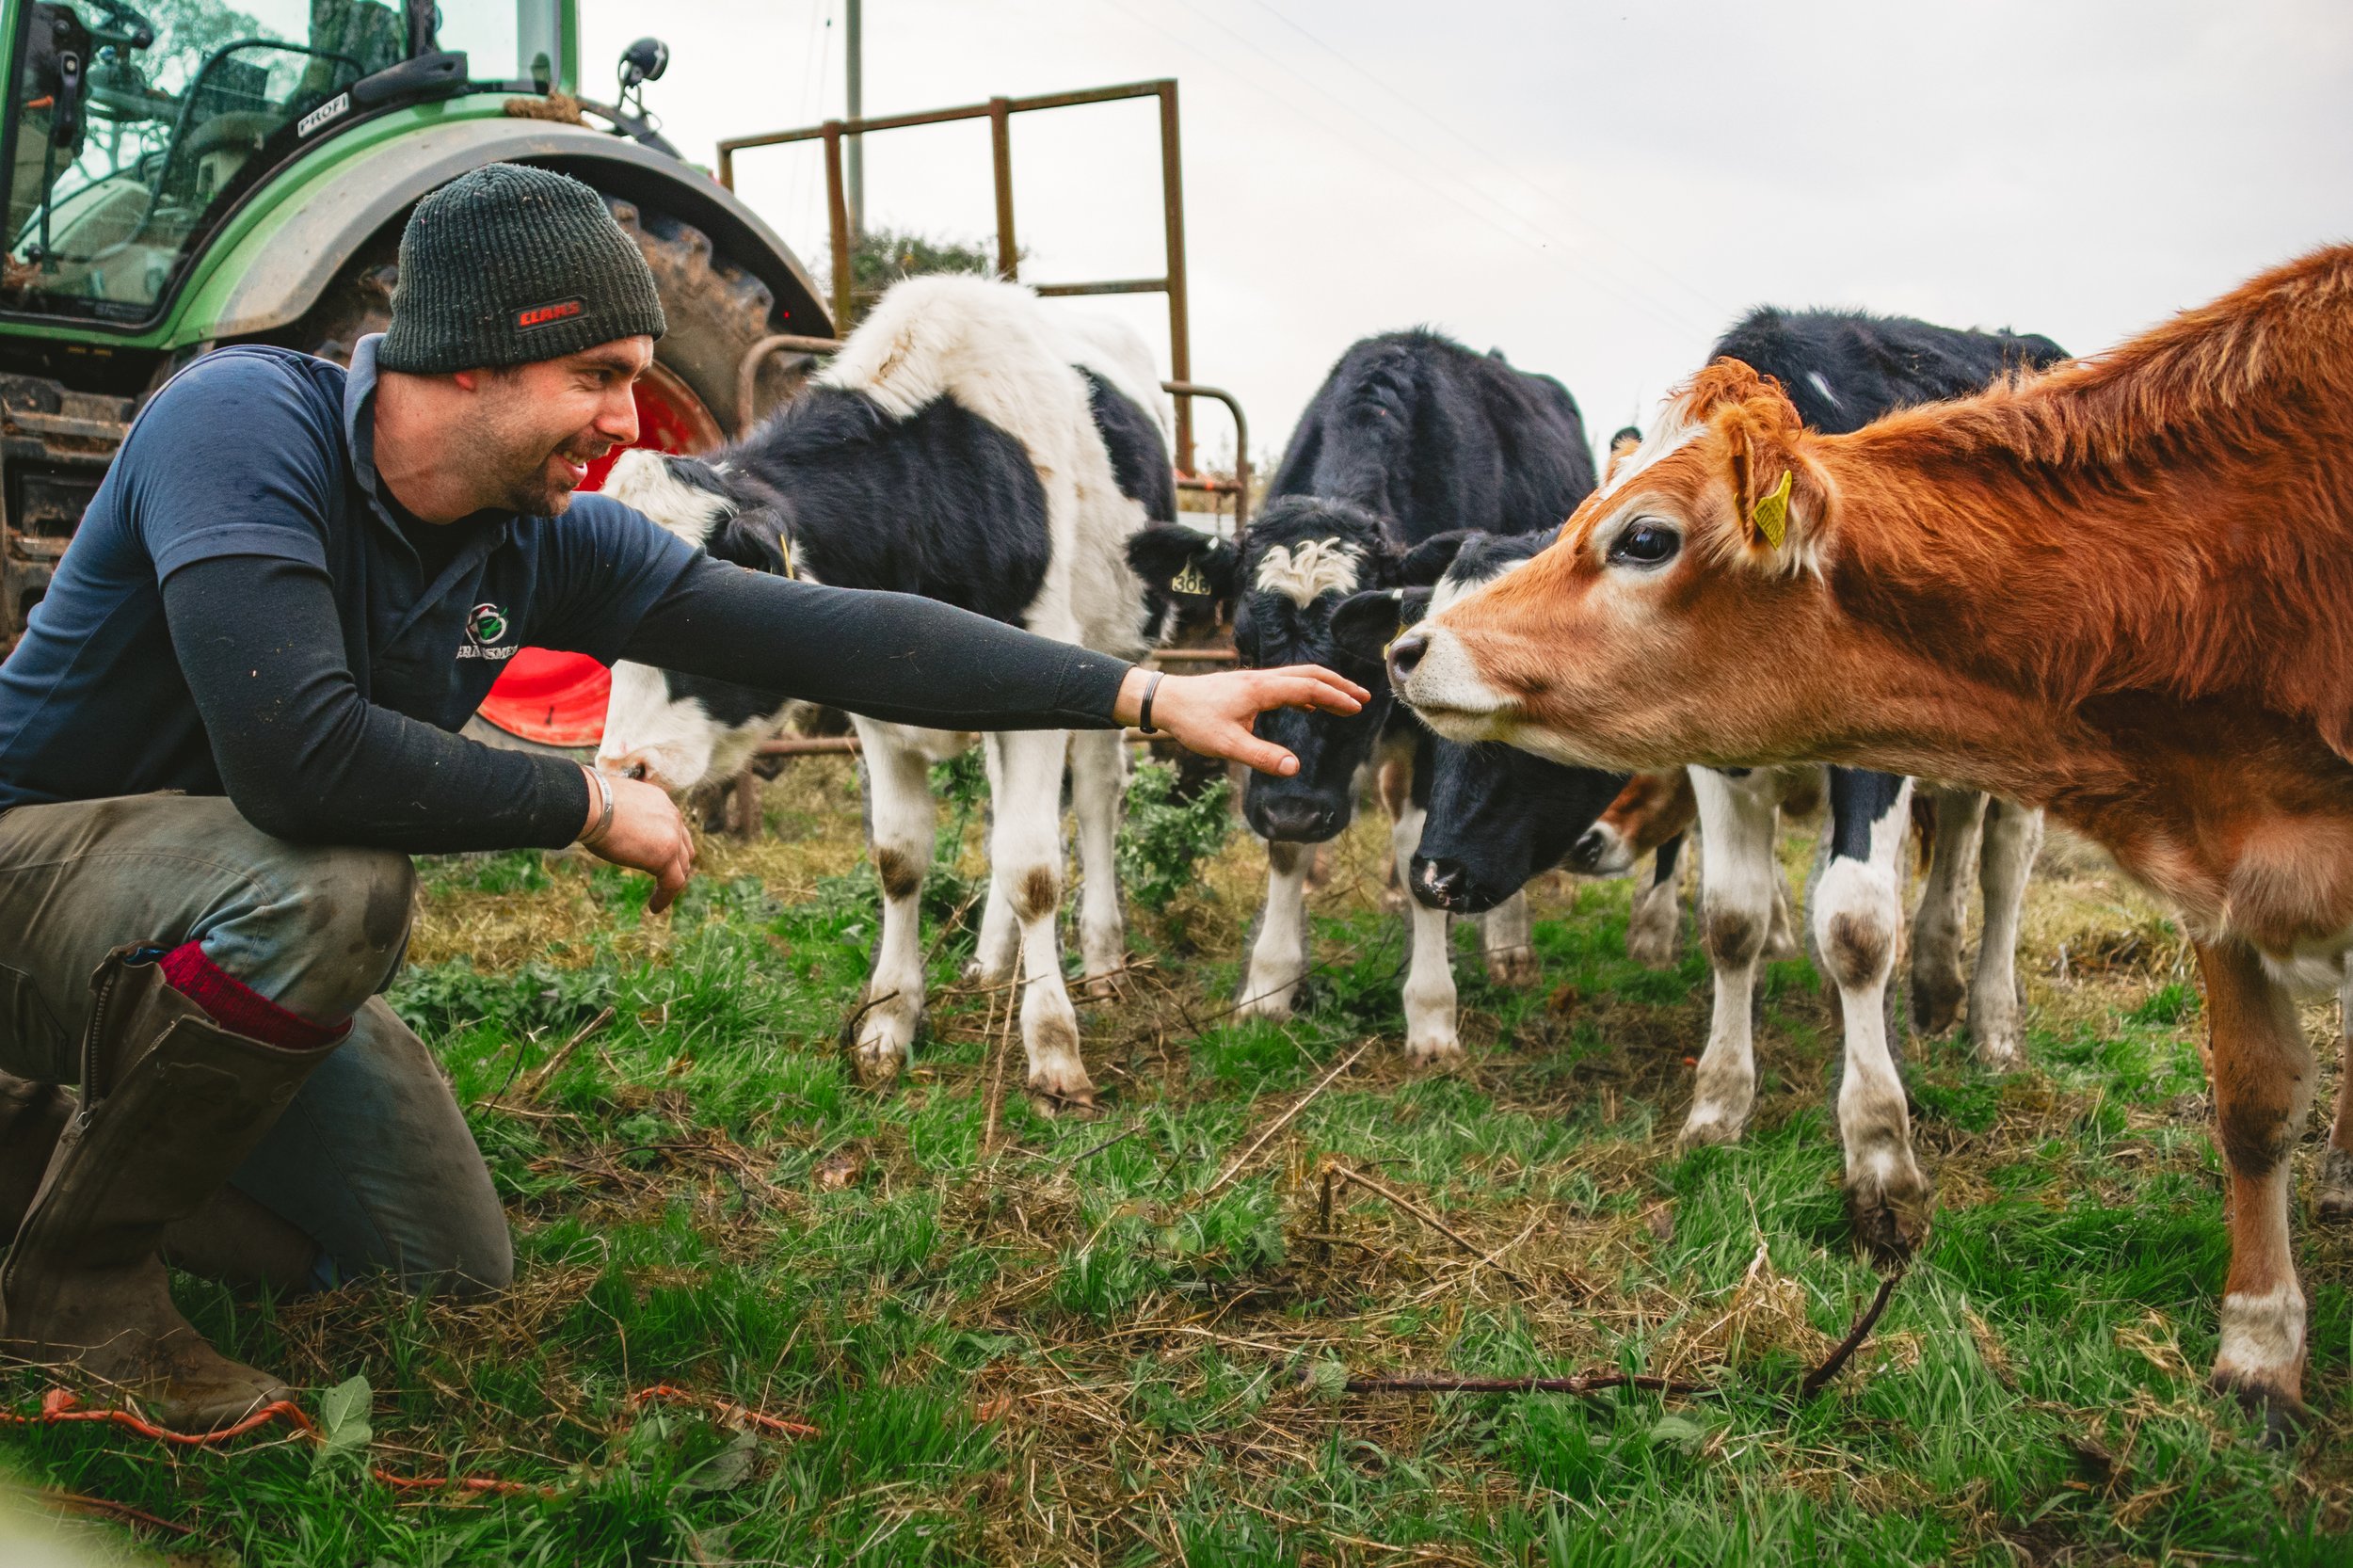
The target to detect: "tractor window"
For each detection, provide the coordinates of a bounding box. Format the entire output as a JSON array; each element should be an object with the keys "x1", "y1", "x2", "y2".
[{"x1": 0, "y1": 0, "x2": 545, "y2": 325}]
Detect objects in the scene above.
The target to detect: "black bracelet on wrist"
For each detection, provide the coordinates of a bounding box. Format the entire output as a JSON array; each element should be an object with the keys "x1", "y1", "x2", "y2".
[{"x1": 1137, "y1": 670, "x2": 1165, "y2": 734}]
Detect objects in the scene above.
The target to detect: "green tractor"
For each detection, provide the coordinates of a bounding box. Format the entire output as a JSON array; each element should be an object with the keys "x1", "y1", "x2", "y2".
[{"x1": 0, "y1": 0, "x2": 829, "y2": 742}]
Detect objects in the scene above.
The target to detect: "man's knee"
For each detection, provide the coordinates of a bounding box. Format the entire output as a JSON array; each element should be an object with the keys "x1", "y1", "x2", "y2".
[{"x1": 244, "y1": 847, "x2": 415, "y2": 1018}]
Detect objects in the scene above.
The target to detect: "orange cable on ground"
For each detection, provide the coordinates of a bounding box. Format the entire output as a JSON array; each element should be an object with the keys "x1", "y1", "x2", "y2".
[{"x1": 3, "y1": 1381, "x2": 817, "y2": 1517}]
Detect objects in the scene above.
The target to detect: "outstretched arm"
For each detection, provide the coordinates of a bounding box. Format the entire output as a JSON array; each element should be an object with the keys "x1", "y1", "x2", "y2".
[{"x1": 621, "y1": 557, "x2": 1366, "y2": 772}]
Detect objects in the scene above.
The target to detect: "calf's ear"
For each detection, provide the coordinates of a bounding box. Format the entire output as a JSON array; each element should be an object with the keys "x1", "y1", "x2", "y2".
[
  {"x1": 1128, "y1": 524, "x2": 1239, "y2": 603},
  {"x1": 711, "y1": 502, "x2": 794, "y2": 576},
  {"x1": 1329, "y1": 587, "x2": 1430, "y2": 671},
  {"x1": 1604, "y1": 426, "x2": 1643, "y2": 485},
  {"x1": 1722, "y1": 411, "x2": 1830, "y2": 561},
  {"x1": 1397, "y1": 530, "x2": 1481, "y2": 587}
]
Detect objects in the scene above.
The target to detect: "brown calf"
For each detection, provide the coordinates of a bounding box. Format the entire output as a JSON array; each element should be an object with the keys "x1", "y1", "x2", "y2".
[{"x1": 1388, "y1": 245, "x2": 2353, "y2": 1432}]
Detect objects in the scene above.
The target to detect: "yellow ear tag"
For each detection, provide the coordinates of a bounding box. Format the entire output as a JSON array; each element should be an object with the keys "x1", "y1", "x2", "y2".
[
  {"x1": 1171, "y1": 558, "x2": 1212, "y2": 596},
  {"x1": 1751, "y1": 470, "x2": 1792, "y2": 550}
]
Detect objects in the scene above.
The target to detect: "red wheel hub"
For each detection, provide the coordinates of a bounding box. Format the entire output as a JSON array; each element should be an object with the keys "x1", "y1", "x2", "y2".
[{"x1": 472, "y1": 363, "x2": 724, "y2": 748}]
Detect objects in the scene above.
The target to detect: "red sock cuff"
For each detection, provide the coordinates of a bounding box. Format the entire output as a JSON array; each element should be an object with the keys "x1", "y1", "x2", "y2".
[{"x1": 157, "y1": 942, "x2": 350, "y2": 1050}]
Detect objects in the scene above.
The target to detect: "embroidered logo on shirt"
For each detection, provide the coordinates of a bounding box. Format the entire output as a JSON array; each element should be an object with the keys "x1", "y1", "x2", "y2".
[
  {"x1": 515, "y1": 297, "x2": 585, "y2": 330},
  {"x1": 457, "y1": 603, "x2": 517, "y2": 661}
]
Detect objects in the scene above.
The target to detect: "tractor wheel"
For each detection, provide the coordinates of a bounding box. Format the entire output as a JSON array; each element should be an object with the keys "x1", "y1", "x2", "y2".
[{"x1": 282, "y1": 195, "x2": 817, "y2": 750}]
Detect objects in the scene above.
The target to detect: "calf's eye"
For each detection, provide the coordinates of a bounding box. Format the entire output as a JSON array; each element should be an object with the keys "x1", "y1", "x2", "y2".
[{"x1": 1609, "y1": 521, "x2": 1680, "y2": 568}]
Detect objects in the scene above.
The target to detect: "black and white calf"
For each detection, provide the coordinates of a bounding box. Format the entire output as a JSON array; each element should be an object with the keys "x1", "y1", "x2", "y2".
[
  {"x1": 1380, "y1": 308, "x2": 2066, "y2": 1254},
  {"x1": 1126, "y1": 331, "x2": 1597, "y2": 1060},
  {"x1": 596, "y1": 276, "x2": 1172, "y2": 1108}
]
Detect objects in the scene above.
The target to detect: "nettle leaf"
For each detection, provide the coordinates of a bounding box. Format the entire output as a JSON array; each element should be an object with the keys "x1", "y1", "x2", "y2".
[
  {"x1": 312, "y1": 1374, "x2": 375, "y2": 1477},
  {"x1": 674, "y1": 1428, "x2": 761, "y2": 1496},
  {"x1": 1647, "y1": 1413, "x2": 1708, "y2": 1455}
]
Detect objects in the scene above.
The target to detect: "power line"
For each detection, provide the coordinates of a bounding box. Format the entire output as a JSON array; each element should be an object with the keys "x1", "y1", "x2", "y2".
[
  {"x1": 1246, "y1": 0, "x2": 1731, "y2": 327},
  {"x1": 1145, "y1": 0, "x2": 1715, "y2": 337}
]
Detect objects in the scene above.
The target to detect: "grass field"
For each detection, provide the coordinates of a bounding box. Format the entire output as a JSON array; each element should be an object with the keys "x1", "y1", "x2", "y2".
[{"x1": 4, "y1": 755, "x2": 2351, "y2": 1565}]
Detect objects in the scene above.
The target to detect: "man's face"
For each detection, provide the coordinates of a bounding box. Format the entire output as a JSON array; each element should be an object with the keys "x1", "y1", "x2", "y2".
[{"x1": 459, "y1": 336, "x2": 652, "y2": 515}]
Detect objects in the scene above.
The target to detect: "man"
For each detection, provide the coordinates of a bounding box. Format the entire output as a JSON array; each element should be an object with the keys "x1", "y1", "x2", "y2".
[{"x1": 0, "y1": 165, "x2": 1363, "y2": 1427}]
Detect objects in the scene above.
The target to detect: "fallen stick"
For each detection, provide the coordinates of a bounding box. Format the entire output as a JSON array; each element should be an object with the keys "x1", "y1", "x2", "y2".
[
  {"x1": 1328, "y1": 1165, "x2": 1543, "y2": 1291},
  {"x1": 1800, "y1": 1266, "x2": 1906, "y2": 1398},
  {"x1": 510, "y1": 1006, "x2": 614, "y2": 1105},
  {"x1": 1340, "y1": 1369, "x2": 1709, "y2": 1397},
  {"x1": 1202, "y1": 1043, "x2": 1368, "y2": 1200}
]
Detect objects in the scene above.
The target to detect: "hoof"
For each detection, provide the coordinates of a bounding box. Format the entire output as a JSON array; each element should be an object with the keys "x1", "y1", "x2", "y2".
[
  {"x1": 1235, "y1": 984, "x2": 1297, "y2": 1022},
  {"x1": 1911, "y1": 975, "x2": 1964, "y2": 1037},
  {"x1": 1081, "y1": 969, "x2": 1128, "y2": 1003},
  {"x1": 1846, "y1": 1168, "x2": 1933, "y2": 1262},
  {"x1": 1485, "y1": 949, "x2": 1542, "y2": 988},
  {"x1": 963, "y1": 957, "x2": 1016, "y2": 986},
  {"x1": 2315, "y1": 1147, "x2": 2353, "y2": 1224},
  {"x1": 852, "y1": 1042, "x2": 906, "y2": 1086},
  {"x1": 2211, "y1": 1368, "x2": 2313, "y2": 1448},
  {"x1": 1972, "y1": 1029, "x2": 2025, "y2": 1073},
  {"x1": 1676, "y1": 1110, "x2": 1746, "y2": 1150},
  {"x1": 1026, "y1": 1080, "x2": 1099, "y2": 1118},
  {"x1": 1625, "y1": 929, "x2": 1681, "y2": 968},
  {"x1": 1405, "y1": 1033, "x2": 1465, "y2": 1066}
]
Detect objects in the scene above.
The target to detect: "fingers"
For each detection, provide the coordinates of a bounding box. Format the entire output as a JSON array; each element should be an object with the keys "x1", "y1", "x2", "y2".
[
  {"x1": 1253, "y1": 669, "x2": 1366, "y2": 715},
  {"x1": 1258, "y1": 664, "x2": 1370, "y2": 707},
  {"x1": 646, "y1": 830, "x2": 695, "y2": 913},
  {"x1": 1225, "y1": 728, "x2": 1300, "y2": 776}
]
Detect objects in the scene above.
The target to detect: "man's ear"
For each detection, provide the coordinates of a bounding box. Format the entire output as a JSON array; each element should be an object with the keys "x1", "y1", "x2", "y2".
[
  {"x1": 1330, "y1": 586, "x2": 1430, "y2": 671},
  {"x1": 1128, "y1": 524, "x2": 1239, "y2": 602},
  {"x1": 1397, "y1": 530, "x2": 1481, "y2": 587}
]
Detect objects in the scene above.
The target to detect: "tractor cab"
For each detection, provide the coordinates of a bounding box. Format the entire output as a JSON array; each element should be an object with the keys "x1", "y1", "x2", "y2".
[{"x1": 1, "y1": 0, "x2": 561, "y2": 322}]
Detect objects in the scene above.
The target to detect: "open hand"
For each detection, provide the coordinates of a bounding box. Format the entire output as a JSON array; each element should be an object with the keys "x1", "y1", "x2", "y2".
[
  {"x1": 1118, "y1": 664, "x2": 1369, "y2": 776},
  {"x1": 579, "y1": 767, "x2": 698, "y2": 912}
]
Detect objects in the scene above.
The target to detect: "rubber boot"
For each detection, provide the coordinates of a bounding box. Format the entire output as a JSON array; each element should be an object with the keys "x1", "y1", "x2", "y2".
[
  {"x1": 0, "y1": 946, "x2": 341, "y2": 1429},
  {"x1": 0, "y1": 1075, "x2": 69, "y2": 1238}
]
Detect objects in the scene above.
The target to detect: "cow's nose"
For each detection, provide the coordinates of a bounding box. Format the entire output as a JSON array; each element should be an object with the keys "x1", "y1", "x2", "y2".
[
  {"x1": 1412, "y1": 856, "x2": 1472, "y2": 910},
  {"x1": 602, "y1": 751, "x2": 656, "y2": 785},
  {"x1": 1386, "y1": 629, "x2": 1430, "y2": 686},
  {"x1": 1255, "y1": 796, "x2": 1331, "y2": 842},
  {"x1": 1566, "y1": 827, "x2": 1610, "y2": 874}
]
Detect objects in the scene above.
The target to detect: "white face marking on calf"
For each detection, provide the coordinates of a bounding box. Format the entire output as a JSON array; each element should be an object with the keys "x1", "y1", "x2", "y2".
[
  {"x1": 1597, "y1": 408, "x2": 1703, "y2": 501},
  {"x1": 1253, "y1": 539, "x2": 1363, "y2": 606},
  {"x1": 1430, "y1": 554, "x2": 1530, "y2": 615},
  {"x1": 601, "y1": 449, "x2": 735, "y2": 546}
]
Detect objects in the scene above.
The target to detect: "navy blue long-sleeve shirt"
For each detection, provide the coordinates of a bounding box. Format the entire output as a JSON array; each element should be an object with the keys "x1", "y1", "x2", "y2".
[{"x1": 0, "y1": 338, "x2": 1130, "y2": 852}]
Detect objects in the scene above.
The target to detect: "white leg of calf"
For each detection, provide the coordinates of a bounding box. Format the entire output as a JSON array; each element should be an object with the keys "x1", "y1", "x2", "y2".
[
  {"x1": 852, "y1": 720, "x2": 937, "y2": 1080},
  {"x1": 2319, "y1": 968, "x2": 2353, "y2": 1223},
  {"x1": 1817, "y1": 776, "x2": 1932, "y2": 1257},
  {"x1": 1967, "y1": 798, "x2": 2041, "y2": 1069},
  {"x1": 1067, "y1": 727, "x2": 1129, "y2": 995},
  {"x1": 1682, "y1": 770, "x2": 1780, "y2": 1146},
  {"x1": 1239, "y1": 841, "x2": 1311, "y2": 1019},
  {"x1": 1391, "y1": 805, "x2": 1463, "y2": 1063},
  {"x1": 969, "y1": 739, "x2": 1019, "y2": 984},
  {"x1": 1763, "y1": 850, "x2": 1802, "y2": 963},
  {"x1": 984, "y1": 728, "x2": 1094, "y2": 1110},
  {"x1": 1625, "y1": 840, "x2": 1686, "y2": 968},
  {"x1": 1481, "y1": 889, "x2": 1539, "y2": 988},
  {"x1": 1910, "y1": 787, "x2": 1987, "y2": 1039}
]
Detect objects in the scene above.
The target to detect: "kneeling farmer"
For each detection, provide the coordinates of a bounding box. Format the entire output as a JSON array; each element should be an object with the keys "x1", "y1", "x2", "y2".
[{"x1": 0, "y1": 166, "x2": 1361, "y2": 1428}]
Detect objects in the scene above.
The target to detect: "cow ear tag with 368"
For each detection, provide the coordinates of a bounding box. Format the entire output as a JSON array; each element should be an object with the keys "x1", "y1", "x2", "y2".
[
  {"x1": 1172, "y1": 556, "x2": 1213, "y2": 596},
  {"x1": 1751, "y1": 470, "x2": 1792, "y2": 550}
]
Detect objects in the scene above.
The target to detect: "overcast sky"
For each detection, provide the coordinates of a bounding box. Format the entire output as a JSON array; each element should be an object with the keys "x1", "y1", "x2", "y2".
[{"x1": 580, "y1": 0, "x2": 2353, "y2": 472}]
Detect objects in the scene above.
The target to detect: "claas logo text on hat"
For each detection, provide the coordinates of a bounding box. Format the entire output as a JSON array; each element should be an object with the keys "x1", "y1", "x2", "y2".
[{"x1": 516, "y1": 297, "x2": 585, "y2": 329}]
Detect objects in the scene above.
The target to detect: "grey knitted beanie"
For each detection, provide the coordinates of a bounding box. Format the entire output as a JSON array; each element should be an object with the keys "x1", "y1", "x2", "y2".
[{"x1": 378, "y1": 164, "x2": 666, "y2": 373}]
